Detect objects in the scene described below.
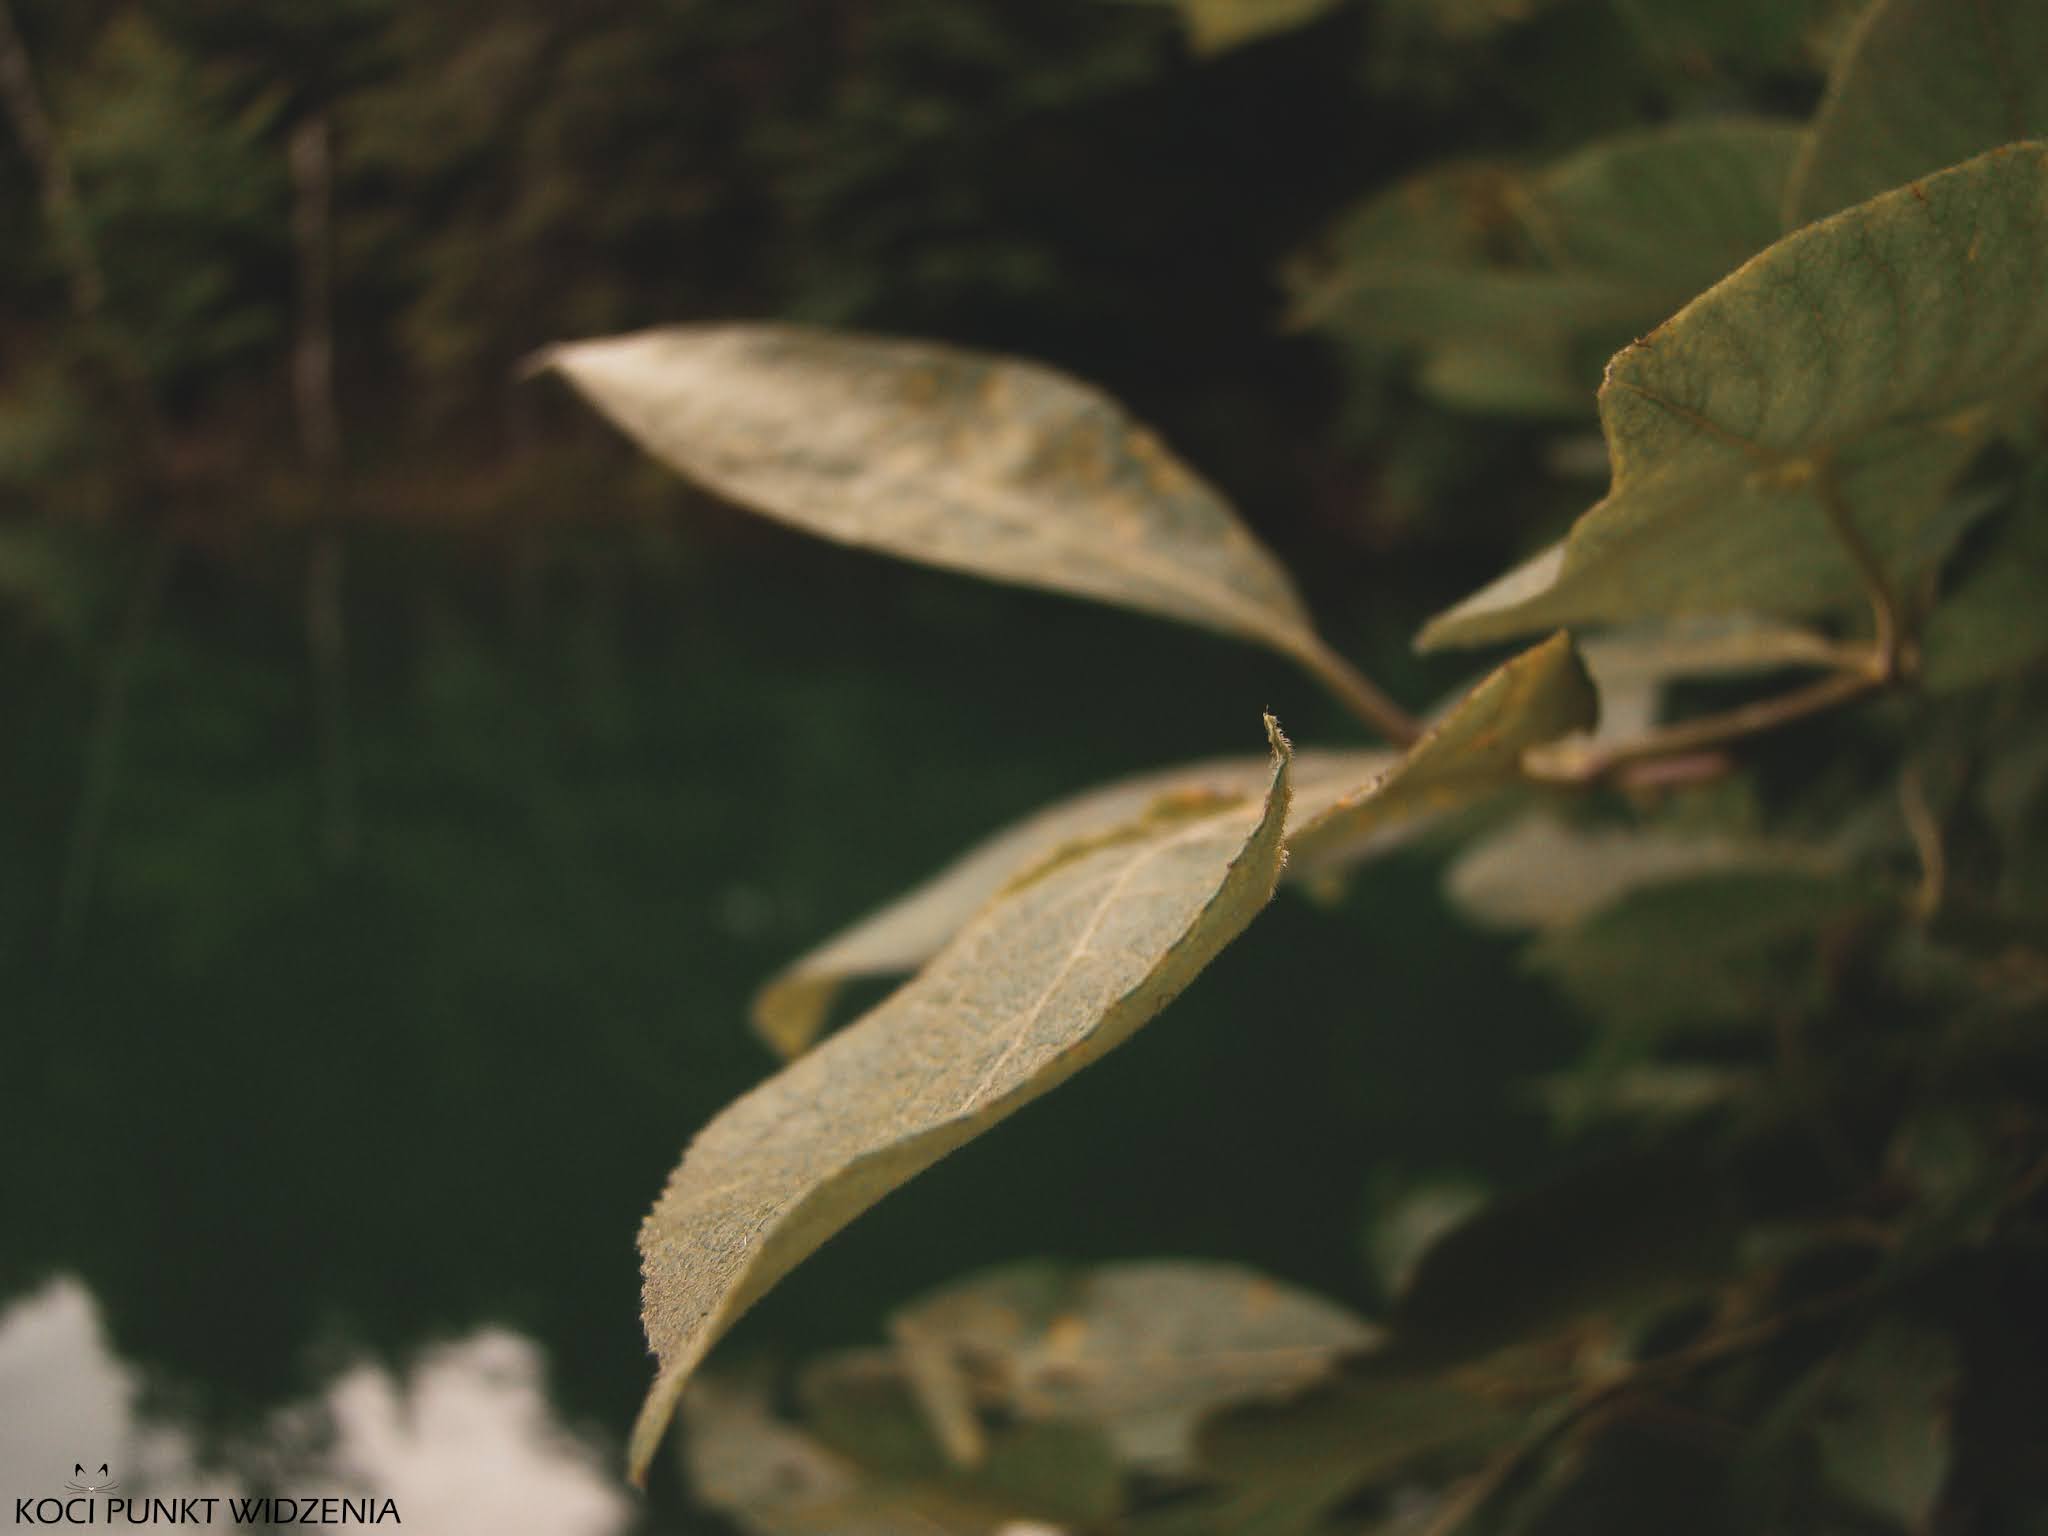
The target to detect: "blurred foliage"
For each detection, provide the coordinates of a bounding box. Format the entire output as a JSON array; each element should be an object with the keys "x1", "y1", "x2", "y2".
[{"x1": 2, "y1": 0, "x2": 2045, "y2": 1533}]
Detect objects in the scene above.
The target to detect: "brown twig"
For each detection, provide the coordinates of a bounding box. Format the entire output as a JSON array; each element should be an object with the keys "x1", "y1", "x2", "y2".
[{"x1": 1297, "y1": 635, "x2": 1424, "y2": 747}]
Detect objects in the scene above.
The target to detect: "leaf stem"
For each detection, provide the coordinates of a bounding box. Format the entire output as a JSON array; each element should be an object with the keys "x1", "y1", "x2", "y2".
[
  {"x1": 1526, "y1": 472, "x2": 1913, "y2": 785},
  {"x1": 1817, "y1": 468, "x2": 1903, "y2": 679},
  {"x1": 1296, "y1": 637, "x2": 1422, "y2": 746},
  {"x1": 1523, "y1": 664, "x2": 1882, "y2": 784}
]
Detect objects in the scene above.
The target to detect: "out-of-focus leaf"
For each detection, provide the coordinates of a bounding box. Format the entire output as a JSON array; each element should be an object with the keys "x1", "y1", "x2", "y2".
[
  {"x1": 1810, "y1": 1322, "x2": 1958, "y2": 1530},
  {"x1": 1287, "y1": 633, "x2": 1596, "y2": 878},
  {"x1": 1190, "y1": 1354, "x2": 1531, "y2": 1502},
  {"x1": 682, "y1": 1374, "x2": 1039, "y2": 1536},
  {"x1": 1529, "y1": 867, "x2": 1872, "y2": 1031},
  {"x1": 540, "y1": 325, "x2": 1373, "y2": 704},
  {"x1": 1612, "y1": 0, "x2": 1831, "y2": 72},
  {"x1": 797, "y1": 1352, "x2": 1125, "y2": 1525},
  {"x1": 1920, "y1": 462, "x2": 2048, "y2": 691},
  {"x1": 628, "y1": 723, "x2": 1293, "y2": 1482},
  {"x1": 1365, "y1": 1176, "x2": 1490, "y2": 1301},
  {"x1": 753, "y1": 750, "x2": 1390, "y2": 1058},
  {"x1": 1419, "y1": 146, "x2": 2048, "y2": 650},
  {"x1": 1171, "y1": 0, "x2": 1349, "y2": 55},
  {"x1": 1786, "y1": 0, "x2": 2048, "y2": 226},
  {"x1": 883, "y1": 1259, "x2": 1376, "y2": 1477},
  {"x1": 1446, "y1": 812, "x2": 1839, "y2": 932},
  {"x1": 1295, "y1": 121, "x2": 1799, "y2": 416}
]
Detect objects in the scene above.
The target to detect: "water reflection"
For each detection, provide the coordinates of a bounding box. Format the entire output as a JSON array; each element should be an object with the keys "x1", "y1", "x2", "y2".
[{"x1": 0, "y1": 1278, "x2": 630, "y2": 1535}]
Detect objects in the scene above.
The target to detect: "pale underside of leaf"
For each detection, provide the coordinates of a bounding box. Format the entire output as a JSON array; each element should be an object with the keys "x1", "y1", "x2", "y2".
[
  {"x1": 1786, "y1": 0, "x2": 2048, "y2": 226},
  {"x1": 1420, "y1": 145, "x2": 2048, "y2": 650},
  {"x1": 628, "y1": 724, "x2": 1294, "y2": 1483},
  {"x1": 753, "y1": 749, "x2": 1392, "y2": 1058},
  {"x1": 541, "y1": 324, "x2": 1345, "y2": 675}
]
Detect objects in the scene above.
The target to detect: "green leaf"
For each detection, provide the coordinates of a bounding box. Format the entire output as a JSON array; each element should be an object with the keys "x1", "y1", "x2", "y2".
[
  {"x1": 540, "y1": 325, "x2": 1369, "y2": 705},
  {"x1": 1190, "y1": 1354, "x2": 1527, "y2": 1500},
  {"x1": 753, "y1": 749, "x2": 1392, "y2": 1058},
  {"x1": 1786, "y1": 0, "x2": 2048, "y2": 227},
  {"x1": 628, "y1": 721, "x2": 1294, "y2": 1483},
  {"x1": 1810, "y1": 1322, "x2": 1959, "y2": 1530},
  {"x1": 1287, "y1": 632, "x2": 1597, "y2": 878},
  {"x1": 1528, "y1": 867, "x2": 1871, "y2": 1032},
  {"x1": 1294, "y1": 121, "x2": 1800, "y2": 416},
  {"x1": 1171, "y1": 0, "x2": 1350, "y2": 55},
  {"x1": 1420, "y1": 145, "x2": 2048, "y2": 650},
  {"x1": 881, "y1": 1259, "x2": 1377, "y2": 1477},
  {"x1": 681, "y1": 1373, "x2": 1047, "y2": 1535},
  {"x1": 796, "y1": 1351, "x2": 1126, "y2": 1525}
]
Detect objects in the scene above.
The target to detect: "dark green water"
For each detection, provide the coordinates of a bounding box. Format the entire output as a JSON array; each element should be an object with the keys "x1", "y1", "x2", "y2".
[{"x1": 0, "y1": 526, "x2": 1569, "y2": 1530}]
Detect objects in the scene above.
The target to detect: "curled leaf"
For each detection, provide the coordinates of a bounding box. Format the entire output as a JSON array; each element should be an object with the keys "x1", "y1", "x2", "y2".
[
  {"x1": 630, "y1": 720, "x2": 1295, "y2": 1482},
  {"x1": 754, "y1": 750, "x2": 1391, "y2": 1057}
]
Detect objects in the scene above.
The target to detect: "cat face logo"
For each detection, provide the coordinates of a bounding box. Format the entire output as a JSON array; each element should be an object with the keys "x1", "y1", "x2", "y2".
[{"x1": 65, "y1": 1464, "x2": 119, "y2": 1493}]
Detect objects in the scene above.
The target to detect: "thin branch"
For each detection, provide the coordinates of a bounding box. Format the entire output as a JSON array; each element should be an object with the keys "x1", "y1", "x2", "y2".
[
  {"x1": 1899, "y1": 763, "x2": 1945, "y2": 921},
  {"x1": 1524, "y1": 665, "x2": 1882, "y2": 785},
  {"x1": 1295, "y1": 635, "x2": 1423, "y2": 746},
  {"x1": 1817, "y1": 467, "x2": 1903, "y2": 678}
]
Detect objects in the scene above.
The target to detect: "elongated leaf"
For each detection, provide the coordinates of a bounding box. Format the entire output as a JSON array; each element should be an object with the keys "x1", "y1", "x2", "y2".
[
  {"x1": 629, "y1": 722, "x2": 1294, "y2": 1482},
  {"x1": 1287, "y1": 632, "x2": 1596, "y2": 877},
  {"x1": 1787, "y1": 0, "x2": 2048, "y2": 226},
  {"x1": 755, "y1": 750, "x2": 1391, "y2": 1057},
  {"x1": 1420, "y1": 145, "x2": 2048, "y2": 649},
  {"x1": 1295, "y1": 122, "x2": 1800, "y2": 415},
  {"x1": 881, "y1": 1260, "x2": 1376, "y2": 1476},
  {"x1": 541, "y1": 325, "x2": 1362, "y2": 695}
]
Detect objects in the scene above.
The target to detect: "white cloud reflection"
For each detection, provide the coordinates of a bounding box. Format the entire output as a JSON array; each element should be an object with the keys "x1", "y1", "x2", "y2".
[{"x1": 0, "y1": 1278, "x2": 630, "y2": 1536}]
